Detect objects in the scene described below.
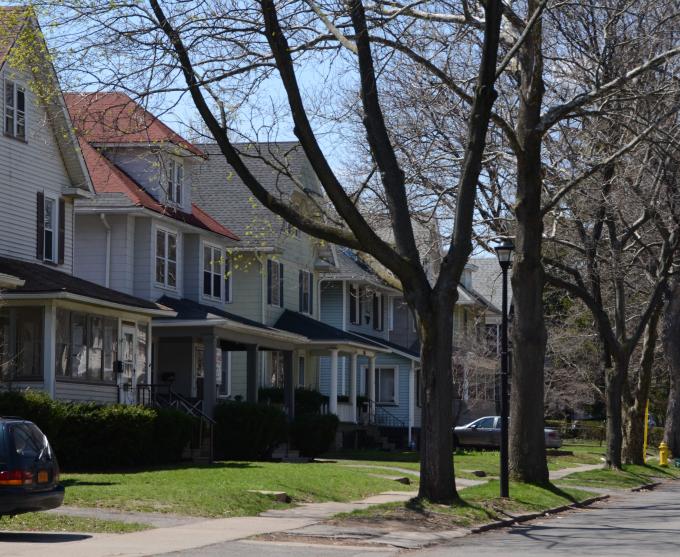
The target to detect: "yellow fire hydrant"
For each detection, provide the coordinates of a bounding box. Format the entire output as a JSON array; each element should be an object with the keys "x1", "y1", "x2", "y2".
[{"x1": 659, "y1": 442, "x2": 669, "y2": 467}]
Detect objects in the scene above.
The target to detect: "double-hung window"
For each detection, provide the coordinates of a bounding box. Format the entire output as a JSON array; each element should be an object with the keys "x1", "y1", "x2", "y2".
[
  {"x1": 156, "y1": 229, "x2": 177, "y2": 288},
  {"x1": 349, "y1": 283, "x2": 362, "y2": 325},
  {"x1": 43, "y1": 197, "x2": 56, "y2": 262},
  {"x1": 298, "y1": 270, "x2": 313, "y2": 314},
  {"x1": 375, "y1": 367, "x2": 397, "y2": 404},
  {"x1": 167, "y1": 159, "x2": 183, "y2": 205},
  {"x1": 203, "y1": 245, "x2": 223, "y2": 300},
  {"x1": 267, "y1": 260, "x2": 284, "y2": 307},
  {"x1": 4, "y1": 80, "x2": 26, "y2": 141}
]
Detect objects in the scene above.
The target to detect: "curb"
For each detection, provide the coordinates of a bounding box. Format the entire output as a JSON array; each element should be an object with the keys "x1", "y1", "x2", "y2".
[
  {"x1": 631, "y1": 481, "x2": 662, "y2": 492},
  {"x1": 470, "y1": 494, "x2": 610, "y2": 534}
]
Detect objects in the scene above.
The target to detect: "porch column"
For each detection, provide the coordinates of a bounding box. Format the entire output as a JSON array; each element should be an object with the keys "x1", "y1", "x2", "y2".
[
  {"x1": 202, "y1": 334, "x2": 217, "y2": 416},
  {"x1": 43, "y1": 304, "x2": 56, "y2": 399},
  {"x1": 329, "y1": 348, "x2": 339, "y2": 415},
  {"x1": 349, "y1": 353, "x2": 358, "y2": 423},
  {"x1": 246, "y1": 344, "x2": 260, "y2": 403},
  {"x1": 368, "y1": 355, "x2": 376, "y2": 421},
  {"x1": 283, "y1": 350, "x2": 295, "y2": 421}
]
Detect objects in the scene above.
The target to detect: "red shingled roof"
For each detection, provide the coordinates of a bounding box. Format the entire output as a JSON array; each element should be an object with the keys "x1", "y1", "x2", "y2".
[
  {"x1": 78, "y1": 139, "x2": 239, "y2": 240},
  {"x1": 64, "y1": 92, "x2": 205, "y2": 157}
]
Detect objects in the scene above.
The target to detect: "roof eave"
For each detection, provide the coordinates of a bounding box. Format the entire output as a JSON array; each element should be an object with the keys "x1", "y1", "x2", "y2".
[{"x1": 0, "y1": 292, "x2": 173, "y2": 316}]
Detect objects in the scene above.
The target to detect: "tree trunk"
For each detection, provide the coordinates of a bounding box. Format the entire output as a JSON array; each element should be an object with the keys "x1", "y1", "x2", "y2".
[
  {"x1": 623, "y1": 306, "x2": 661, "y2": 464},
  {"x1": 418, "y1": 304, "x2": 456, "y2": 502},
  {"x1": 509, "y1": 0, "x2": 549, "y2": 485},
  {"x1": 605, "y1": 358, "x2": 627, "y2": 469},
  {"x1": 663, "y1": 280, "x2": 680, "y2": 456}
]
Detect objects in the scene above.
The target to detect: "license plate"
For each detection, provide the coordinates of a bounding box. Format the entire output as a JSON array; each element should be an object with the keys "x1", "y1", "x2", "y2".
[{"x1": 38, "y1": 470, "x2": 48, "y2": 483}]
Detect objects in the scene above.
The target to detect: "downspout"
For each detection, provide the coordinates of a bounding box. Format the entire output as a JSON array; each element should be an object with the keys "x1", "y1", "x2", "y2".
[{"x1": 100, "y1": 213, "x2": 111, "y2": 288}]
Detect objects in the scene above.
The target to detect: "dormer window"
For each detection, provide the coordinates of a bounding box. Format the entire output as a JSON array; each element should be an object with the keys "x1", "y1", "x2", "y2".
[
  {"x1": 167, "y1": 159, "x2": 183, "y2": 205},
  {"x1": 4, "y1": 80, "x2": 26, "y2": 141}
]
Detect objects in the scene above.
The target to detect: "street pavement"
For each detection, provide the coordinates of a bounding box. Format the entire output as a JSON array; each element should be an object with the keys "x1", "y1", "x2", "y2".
[{"x1": 417, "y1": 481, "x2": 680, "y2": 557}]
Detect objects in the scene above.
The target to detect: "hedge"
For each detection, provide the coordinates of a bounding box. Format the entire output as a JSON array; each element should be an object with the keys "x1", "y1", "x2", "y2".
[
  {"x1": 0, "y1": 390, "x2": 195, "y2": 470},
  {"x1": 290, "y1": 414, "x2": 339, "y2": 457},
  {"x1": 213, "y1": 401, "x2": 287, "y2": 460},
  {"x1": 257, "y1": 387, "x2": 328, "y2": 416}
]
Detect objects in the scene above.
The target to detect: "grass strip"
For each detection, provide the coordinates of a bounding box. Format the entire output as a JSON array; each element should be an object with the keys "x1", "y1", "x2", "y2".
[
  {"x1": 558, "y1": 462, "x2": 680, "y2": 489},
  {"x1": 0, "y1": 513, "x2": 149, "y2": 533},
  {"x1": 333, "y1": 480, "x2": 594, "y2": 528}
]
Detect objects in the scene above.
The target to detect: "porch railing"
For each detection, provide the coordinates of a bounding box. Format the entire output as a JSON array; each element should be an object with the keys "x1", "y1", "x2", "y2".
[
  {"x1": 362, "y1": 399, "x2": 407, "y2": 429},
  {"x1": 137, "y1": 383, "x2": 215, "y2": 463}
]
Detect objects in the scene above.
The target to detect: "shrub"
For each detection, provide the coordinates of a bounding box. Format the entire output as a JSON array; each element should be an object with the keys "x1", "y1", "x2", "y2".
[
  {"x1": 0, "y1": 390, "x2": 194, "y2": 470},
  {"x1": 213, "y1": 401, "x2": 287, "y2": 460},
  {"x1": 290, "y1": 414, "x2": 339, "y2": 458},
  {"x1": 257, "y1": 387, "x2": 327, "y2": 416}
]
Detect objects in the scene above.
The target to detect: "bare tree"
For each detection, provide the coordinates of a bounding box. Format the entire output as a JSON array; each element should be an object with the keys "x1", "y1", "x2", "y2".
[{"x1": 35, "y1": 0, "x2": 505, "y2": 502}]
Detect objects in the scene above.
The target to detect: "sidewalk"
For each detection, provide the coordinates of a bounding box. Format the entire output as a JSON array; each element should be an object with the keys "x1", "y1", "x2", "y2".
[{"x1": 0, "y1": 463, "x2": 608, "y2": 557}]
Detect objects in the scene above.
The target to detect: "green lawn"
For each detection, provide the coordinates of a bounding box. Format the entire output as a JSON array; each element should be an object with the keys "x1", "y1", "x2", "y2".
[
  {"x1": 61, "y1": 461, "x2": 414, "y2": 517},
  {"x1": 335, "y1": 481, "x2": 595, "y2": 528},
  {"x1": 557, "y1": 462, "x2": 680, "y2": 489},
  {"x1": 324, "y1": 443, "x2": 605, "y2": 479},
  {"x1": 0, "y1": 513, "x2": 148, "y2": 533}
]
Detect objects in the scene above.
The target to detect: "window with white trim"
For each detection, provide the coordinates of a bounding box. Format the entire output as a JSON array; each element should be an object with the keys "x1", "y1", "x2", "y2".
[
  {"x1": 203, "y1": 245, "x2": 223, "y2": 300},
  {"x1": 298, "y1": 356, "x2": 305, "y2": 386},
  {"x1": 375, "y1": 367, "x2": 397, "y2": 404},
  {"x1": 4, "y1": 80, "x2": 26, "y2": 140},
  {"x1": 298, "y1": 270, "x2": 313, "y2": 314},
  {"x1": 349, "y1": 283, "x2": 362, "y2": 325},
  {"x1": 267, "y1": 260, "x2": 283, "y2": 307},
  {"x1": 167, "y1": 158, "x2": 184, "y2": 205},
  {"x1": 43, "y1": 197, "x2": 56, "y2": 262},
  {"x1": 155, "y1": 229, "x2": 177, "y2": 288},
  {"x1": 219, "y1": 352, "x2": 231, "y2": 397}
]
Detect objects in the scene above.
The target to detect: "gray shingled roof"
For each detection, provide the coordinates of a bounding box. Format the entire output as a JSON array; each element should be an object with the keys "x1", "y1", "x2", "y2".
[
  {"x1": 469, "y1": 257, "x2": 512, "y2": 313},
  {"x1": 191, "y1": 142, "x2": 321, "y2": 249}
]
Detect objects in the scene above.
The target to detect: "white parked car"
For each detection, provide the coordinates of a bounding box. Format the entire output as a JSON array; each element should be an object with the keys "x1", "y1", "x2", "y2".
[{"x1": 453, "y1": 416, "x2": 562, "y2": 449}]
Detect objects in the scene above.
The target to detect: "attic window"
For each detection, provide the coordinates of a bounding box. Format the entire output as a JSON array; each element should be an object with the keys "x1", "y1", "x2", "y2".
[
  {"x1": 167, "y1": 159, "x2": 183, "y2": 205},
  {"x1": 4, "y1": 80, "x2": 26, "y2": 141}
]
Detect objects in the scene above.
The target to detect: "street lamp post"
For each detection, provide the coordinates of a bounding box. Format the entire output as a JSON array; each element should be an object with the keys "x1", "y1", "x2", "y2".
[{"x1": 495, "y1": 238, "x2": 514, "y2": 499}]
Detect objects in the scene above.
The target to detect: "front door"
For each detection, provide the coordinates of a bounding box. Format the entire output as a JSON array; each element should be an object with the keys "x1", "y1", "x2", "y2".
[{"x1": 119, "y1": 323, "x2": 136, "y2": 404}]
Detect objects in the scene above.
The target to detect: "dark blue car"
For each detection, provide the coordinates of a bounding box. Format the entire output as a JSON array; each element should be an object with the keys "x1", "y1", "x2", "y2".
[{"x1": 0, "y1": 418, "x2": 64, "y2": 517}]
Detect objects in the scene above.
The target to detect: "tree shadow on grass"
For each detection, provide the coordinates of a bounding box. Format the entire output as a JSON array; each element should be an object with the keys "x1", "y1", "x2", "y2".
[{"x1": 60, "y1": 479, "x2": 118, "y2": 487}]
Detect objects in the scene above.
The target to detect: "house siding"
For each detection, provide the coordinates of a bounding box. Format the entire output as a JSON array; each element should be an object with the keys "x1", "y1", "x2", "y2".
[
  {"x1": 0, "y1": 66, "x2": 75, "y2": 273},
  {"x1": 227, "y1": 253, "x2": 263, "y2": 322},
  {"x1": 133, "y1": 217, "x2": 152, "y2": 300},
  {"x1": 183, "y1": 234, "x2": 200, "y2": 303},
  {"x1": 320, "y1": 281, "x2": 343, "y2": 329},
  {"x1": 55, "y1": 381, "x2": 118, "y2": 404}
]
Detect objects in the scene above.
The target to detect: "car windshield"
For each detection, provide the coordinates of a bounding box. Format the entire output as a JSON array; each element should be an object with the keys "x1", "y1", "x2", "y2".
[
  {"x1": 471, "y1": 417, "x2": 496, "y2": 428},
  {"x1": 9, "y1": 423, "x2": 50, "y2": 461}
]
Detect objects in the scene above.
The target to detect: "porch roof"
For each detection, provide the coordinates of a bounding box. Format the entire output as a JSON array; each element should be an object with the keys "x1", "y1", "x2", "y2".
[
  {"x1": 274, "y1": 310, "x2": 386, "y2": 353},
  {"x1": 153, "y1": 297, "x2": 307, "y2": 344},
  {"x1": 352, "y1": 332, "x2": 420, "y2": 362},
  {"x1": 0, "y1": 257, "x2": 171, "y2": 315}
]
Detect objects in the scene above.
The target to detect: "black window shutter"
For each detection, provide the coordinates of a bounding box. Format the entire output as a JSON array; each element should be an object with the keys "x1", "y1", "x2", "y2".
[
  {"x1": 298, "y1": 270, "x2": 303, "y2": 312},
  {"x1": 279, "y1": 264, "x2": 284, "y2": 307},
  {"x1": 372, "y1": 293, "x2": 379, "y2": 330},
  {"x1": 267, "y1": 259, "x2": 272, "y2": 305},
  {"x1": 358, "y1": 286, "x2": 363, "y2": 323},
  {"x1": 36, "y1": 191, "x2": 44, "y2": 259},
  {"x1": 309, "y1": 276, "x2": 314, "y2": 315},
  {"x1": 349, "y1": 284, "x2": 356, "y2": 324},
  {"x1": 58, "y1": 198, "x2": 66, "y2": 265}
]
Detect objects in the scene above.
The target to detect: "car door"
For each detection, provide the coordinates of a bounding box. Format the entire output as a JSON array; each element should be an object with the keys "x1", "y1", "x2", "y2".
[{"x1": 471, "y1": 417, "x2": 496, "y2": 447}]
